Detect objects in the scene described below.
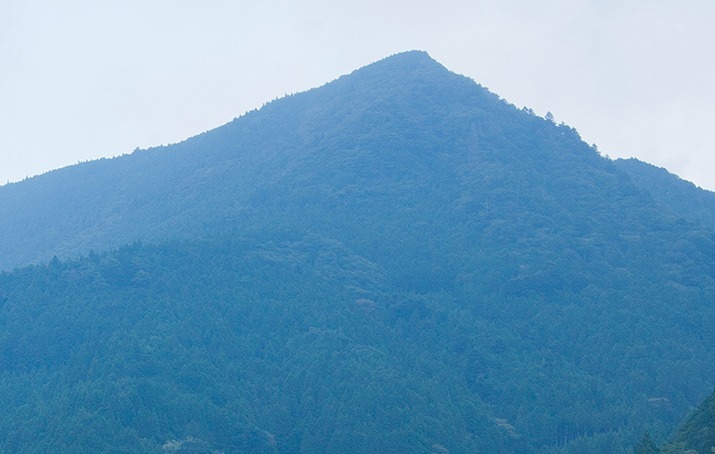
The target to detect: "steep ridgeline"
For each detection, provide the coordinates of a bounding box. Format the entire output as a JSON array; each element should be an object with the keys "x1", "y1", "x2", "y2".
[
  {"x1": 660, "y1": 387, "x2": 715, "y2": 453},
  {"x1": 1, "y1": 51, "x2": 715, "y2": 452}
]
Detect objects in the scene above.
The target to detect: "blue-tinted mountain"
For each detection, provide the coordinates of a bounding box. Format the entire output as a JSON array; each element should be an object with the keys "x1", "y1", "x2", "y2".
[
  {"x1": 0, "y1": 51, "x2": 714, "y2": 452},
  {"x1": 0, "y1": 51, "x2": 647, "y2": 272}
]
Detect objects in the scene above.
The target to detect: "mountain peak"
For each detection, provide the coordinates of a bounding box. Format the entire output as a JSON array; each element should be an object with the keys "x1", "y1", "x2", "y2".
[
  {"x1": 343, "y1": 50, "x2": 450, "y2": 81},
  {"x1": 272, "y1": 49, "x2": 490, "y2": 125},
  {"x1": 372, "y1": 50, "x2": 438, "y2": 66}
]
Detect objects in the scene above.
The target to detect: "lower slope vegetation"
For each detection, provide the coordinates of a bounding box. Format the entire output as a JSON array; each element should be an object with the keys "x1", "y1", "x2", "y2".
[{"x1": 0, "y1": 232, "x2": 714, "y2": 452}]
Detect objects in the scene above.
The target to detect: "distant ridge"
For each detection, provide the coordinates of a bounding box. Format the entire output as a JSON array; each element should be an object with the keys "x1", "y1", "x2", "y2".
[{"x1": 615, "y1": 157, "x2": 715, "y2": 226}]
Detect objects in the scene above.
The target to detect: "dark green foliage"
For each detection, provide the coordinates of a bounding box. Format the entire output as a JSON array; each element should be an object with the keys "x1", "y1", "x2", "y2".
[
  {"x1": 0, "y1": 51, "x2": 714, "y2": 452},
  {"x1": 0, "y1": 230, "x2": 713, "y2": 452},
  {"x1": 661, "y1": 388, "x2": 715, "y2": 453},
  {"x1": 0, "y1": 239, "x2": 521, "y2": 452},
  {"x1": 634, "y1": 432, "x2": 659, "y2": 454}
]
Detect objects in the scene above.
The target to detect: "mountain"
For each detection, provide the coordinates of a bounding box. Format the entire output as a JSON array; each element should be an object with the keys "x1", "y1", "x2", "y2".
[
  {"x1": 1, "y1": 51, "x2": 715, "y2": 452},
  {"x1": 0, "y1": 51, "x2": 657, "y2": 272}
]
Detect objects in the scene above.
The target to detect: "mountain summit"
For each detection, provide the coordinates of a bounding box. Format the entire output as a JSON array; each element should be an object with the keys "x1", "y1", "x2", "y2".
[
  {"x1": 0, "y1": 51, "x2": 491, "y2": 270},
  {"x1": 0, "y1": 52, "x2": 714, "y2": 452}
]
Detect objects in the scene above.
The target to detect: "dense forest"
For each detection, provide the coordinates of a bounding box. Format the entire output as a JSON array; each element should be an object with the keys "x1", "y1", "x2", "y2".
[
  {"x1": 1, "y1": 236, "x2": 713, "y2": 452},
  {"x1": 0, "y1": 51, "x2": 714, "y2": 452}
]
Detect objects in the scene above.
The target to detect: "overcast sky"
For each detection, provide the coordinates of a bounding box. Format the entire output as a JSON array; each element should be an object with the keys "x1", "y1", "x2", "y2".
[{"x1": 2, "y1": 0, "x2": 714, "y2": 189}]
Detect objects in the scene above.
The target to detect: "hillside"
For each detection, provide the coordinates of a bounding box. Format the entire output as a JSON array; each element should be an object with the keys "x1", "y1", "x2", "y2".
[
  {"x1": 0, "y1": 239, "x2": 529, "y2": 453},
  {"x1": 1, "y1": 51, "x2": 714, "y2": 452}
]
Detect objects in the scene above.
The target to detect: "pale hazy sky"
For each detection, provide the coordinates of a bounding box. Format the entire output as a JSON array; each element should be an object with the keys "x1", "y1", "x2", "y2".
[{"x1": 2, "y1": 1, "x2": 715, "y2": 189}]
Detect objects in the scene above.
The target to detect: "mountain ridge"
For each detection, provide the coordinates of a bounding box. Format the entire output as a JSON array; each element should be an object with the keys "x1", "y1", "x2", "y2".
[
  {"x1": 0, "y1": 51, "x2": 653, "y2": 270},
  {"x1": 1, "y1": 51, "x2": 495, "y2": 270}
]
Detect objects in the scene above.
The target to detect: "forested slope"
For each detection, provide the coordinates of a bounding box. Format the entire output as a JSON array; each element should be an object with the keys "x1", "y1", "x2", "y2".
[
  {"x1": 0, "y1": 51, "x2": 714, "y2": 452},
  {"x1": 3, "y1": 51, "x2": 709, "y2": 273},
  {"x1": 0, "y1": 239, "x2": 528, "y2": 453}
]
